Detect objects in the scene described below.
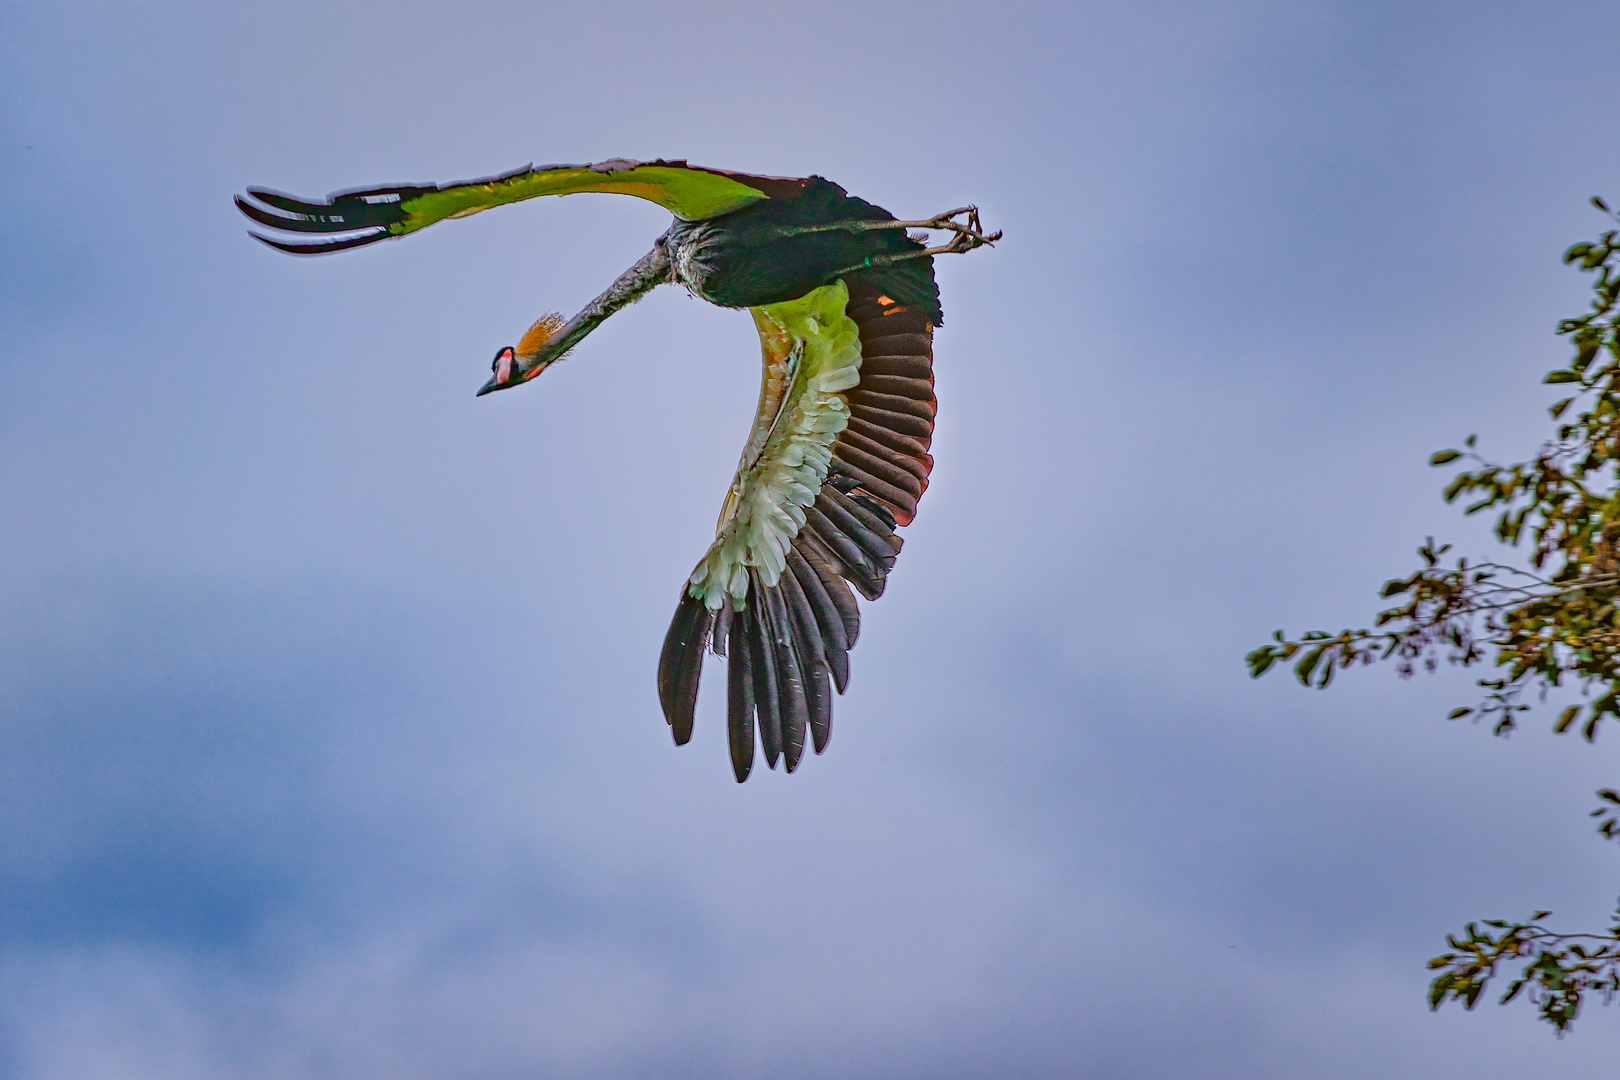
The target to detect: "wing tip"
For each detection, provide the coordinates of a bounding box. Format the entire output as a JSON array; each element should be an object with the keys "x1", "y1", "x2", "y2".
[
  {"x1": 245, "y1": 228, "x2": 392, "y2": 256},
  {"x1": 235, "y1": 184, "x2": 415, "y2": 251}
]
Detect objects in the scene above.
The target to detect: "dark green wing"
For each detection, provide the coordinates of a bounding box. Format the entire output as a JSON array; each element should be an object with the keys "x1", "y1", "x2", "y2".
[{"x1": 235, "y1": 158, "x2": 808, "y2": 255}]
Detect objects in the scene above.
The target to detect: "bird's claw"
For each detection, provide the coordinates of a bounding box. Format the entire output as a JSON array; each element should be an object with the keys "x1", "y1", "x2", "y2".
[
  {"x1": 821, "y1": 207, "x2": 1001, "y2": 277},
  {"x1": 894, "y1": 206, "x2": 1002, "y2": 258}
]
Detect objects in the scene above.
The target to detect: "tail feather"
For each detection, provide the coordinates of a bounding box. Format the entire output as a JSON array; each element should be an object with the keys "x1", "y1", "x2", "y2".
[
  {"x1": 725, "y1": 606, "x2": 756, "y2": 782},
  {"x1": 780, "y1": 566, "x2": 834, "y2": 753},
  {"x1": 787, "y1": 549, "x2": 850, "y2": 695},
  {"x1": 746, "y1": 573, "x2": 785, "y2": 770},
  {"x1": 657, "y1": 590, "x2": 713, "y2": 745},
  {"x1": 761, "y1": 582, "x2": 810, "y2": 772}
]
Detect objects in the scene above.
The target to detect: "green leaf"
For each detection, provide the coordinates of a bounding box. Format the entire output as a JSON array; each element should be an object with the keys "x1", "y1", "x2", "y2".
[
  {"x1": 1448, "y1": 707, "x2": 1473, "y2": 719},
  {"x1": 1295, "y1": 646, "x2": 1324, "y2": 686},
  {"x1": 1544, "y1": 369, "x2": 1581, "y2": 384},
  {"x1": 1429, "y1": 972, "x2": 1455, "y2": 1009},
  {"x1": 1555, "y1": 705, "x2": 1581, "y2": 733},
  {"x1": 1549, "y1": 397, "x2": 1575, "y2": 418},
  {"x1": 1431, "y1": 450, "x2": 1462, "y2": 465},
  {"x1": 1595, "y1": 196, "x2": 1612, "y2": 213}
]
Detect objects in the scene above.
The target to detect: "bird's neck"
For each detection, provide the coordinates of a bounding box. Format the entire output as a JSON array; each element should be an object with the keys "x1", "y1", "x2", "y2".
[{"x1": 516, "y1": 243, "x2": 673, "y2": 373}]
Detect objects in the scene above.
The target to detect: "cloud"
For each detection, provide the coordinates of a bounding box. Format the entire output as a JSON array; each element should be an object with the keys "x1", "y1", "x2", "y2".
[{"x1": 3, "y1": 0, "x2": 1620, "y2": 1075}]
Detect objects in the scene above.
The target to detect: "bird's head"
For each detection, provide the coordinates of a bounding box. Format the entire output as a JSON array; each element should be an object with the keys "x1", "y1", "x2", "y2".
[{"x1": 477, "y1": 312, "x2": 568, "y2": 396}]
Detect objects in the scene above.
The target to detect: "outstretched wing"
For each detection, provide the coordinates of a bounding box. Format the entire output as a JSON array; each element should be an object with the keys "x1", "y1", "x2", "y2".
[
  {"x1": 235, "y1": 158, "x2": 810, "y2": 255},
  {"x1": 657, "y1": 277, "x2": 938, "y2": 781}
]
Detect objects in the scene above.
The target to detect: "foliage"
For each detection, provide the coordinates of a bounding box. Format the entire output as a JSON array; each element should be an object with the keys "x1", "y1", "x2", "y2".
[
  {"x1": 1248, "y1": 199, "x2": 1620, "y2": 1032},
  {"x1": 1427, "y1": 904, "x2": 1620, "y2": 1034}
]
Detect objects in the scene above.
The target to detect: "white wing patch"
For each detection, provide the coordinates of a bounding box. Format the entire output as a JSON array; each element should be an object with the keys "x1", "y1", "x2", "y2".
[{"x1": 687, "y1": 281, "x2": 863, "y2": 611}]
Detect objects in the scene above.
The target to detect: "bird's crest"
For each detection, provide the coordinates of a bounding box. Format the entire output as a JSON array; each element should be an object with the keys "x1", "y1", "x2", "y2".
[{"x1": 517, "y1": 312, "x2": 568, "y2": 360}]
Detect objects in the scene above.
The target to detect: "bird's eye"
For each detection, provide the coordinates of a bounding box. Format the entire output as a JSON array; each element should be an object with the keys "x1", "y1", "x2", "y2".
[{"x1": 492, "y1": 348, "x2": 515, "y2": 382}]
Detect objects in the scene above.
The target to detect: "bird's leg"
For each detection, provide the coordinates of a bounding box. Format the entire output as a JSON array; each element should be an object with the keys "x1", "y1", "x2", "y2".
[
  {"x1": 870, "y1": 206, "x2": 1003, "y2": 257},
  {"x1": 773, "y1": 206, "x2": 1002, "y2": 257},
  {"x1": 822, "y1": 204, "x2": 997, "y2": 276}
]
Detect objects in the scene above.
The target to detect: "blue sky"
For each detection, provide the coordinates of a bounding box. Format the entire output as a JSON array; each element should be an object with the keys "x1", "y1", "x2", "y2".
[{"x1": 3, "y1": 0, "x2": 1619, "y2": 1075}]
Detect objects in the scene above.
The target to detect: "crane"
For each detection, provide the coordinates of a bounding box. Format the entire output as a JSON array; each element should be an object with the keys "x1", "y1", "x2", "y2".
[{"x1": 236, "y1": 158, "x2": 998, "y2": 781}]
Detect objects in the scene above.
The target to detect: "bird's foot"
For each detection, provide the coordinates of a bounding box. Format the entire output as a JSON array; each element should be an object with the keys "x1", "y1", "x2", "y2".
[
  {"x1": 775, "y1": 208, "x2": 1001, "y2": 259},
  {"x1": 885, "y1": 206, "x2": 1002, "y2": 257},
  {"x1": 823, "y1": 207, "x2": 1001, "y2": 276}
]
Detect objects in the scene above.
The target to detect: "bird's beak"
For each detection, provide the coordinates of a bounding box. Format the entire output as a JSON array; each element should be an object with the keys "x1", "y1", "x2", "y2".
[{"x1": 477, "y1": 358, "x2": 550, "y2": 396}]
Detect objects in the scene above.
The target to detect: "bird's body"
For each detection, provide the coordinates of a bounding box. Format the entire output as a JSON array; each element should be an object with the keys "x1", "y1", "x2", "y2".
[
  {"x1": 661, "y1": 177, "x2": 941, "y2": 316},
  {"x1": 237, "y1": 158, "x2": 996, "y2": 781}
]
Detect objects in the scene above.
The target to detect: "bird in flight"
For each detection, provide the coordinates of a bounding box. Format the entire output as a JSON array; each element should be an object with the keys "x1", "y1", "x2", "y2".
[{"x1": 236, "y1": 158, "x2": 997, "y2": 781}]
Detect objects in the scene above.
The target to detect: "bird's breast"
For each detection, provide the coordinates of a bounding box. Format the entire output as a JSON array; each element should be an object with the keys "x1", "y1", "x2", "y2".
[
  {"x1": 664, "y1": 219, "x2": 741, "y2": 305},
  {"x1": 663, "y1": 214, "x2": 846, "y2": 310}
]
